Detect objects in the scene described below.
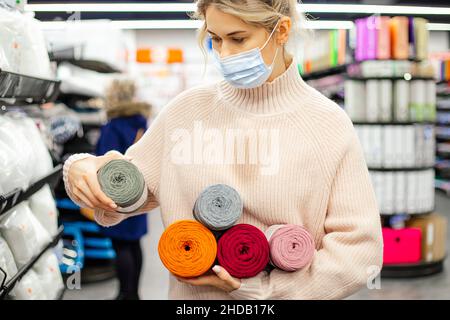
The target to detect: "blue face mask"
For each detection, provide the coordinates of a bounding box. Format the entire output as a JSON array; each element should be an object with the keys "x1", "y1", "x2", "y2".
[{"x1": 212, "y1": 21, "x2": 280, "y2": 89}]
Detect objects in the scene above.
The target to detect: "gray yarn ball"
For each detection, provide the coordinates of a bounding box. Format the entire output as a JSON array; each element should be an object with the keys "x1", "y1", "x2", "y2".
[
  {"x1": 97, "y1": 159, "x2": 146, "y2": 213},
  {"x1": 193, "y1": 184, "x2": 243, "y2": 231}
]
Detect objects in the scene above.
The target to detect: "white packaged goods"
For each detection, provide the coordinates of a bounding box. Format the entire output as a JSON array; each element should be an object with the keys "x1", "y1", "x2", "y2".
[
  {"x1": 407, "y1": 172, "x2": 418, "y2": 214},
  {"x1": 415, "y1": 125, "x2": 425, "y2": 166},
  {"x1": 423, "y1": 125, "x2": 435, "y2": 166},
  {"x1": 384, "y1": 172, "x2": 395, "y2": 215},
  {"x1": 9, "y1": 270, "x2": 47, "y2": 300},
  {"x1": 6, "y1": 115, "x2": 53, "y2": 183},
  {"x1": 383, "y1": 125, "x2": 395, "y2": 168},
  {"x1": 410, "y1": 80, "x2": 427, "y2": 122},
  {"x1": 29, "y1": 186, "x2": 59, "y2": 237},
  {"x1": 0, "y1": 7, "x2": 23, "y2": 73},
  {"x1": 425, "y1": 81, "x2": 436, "y2": 121},
  {"x1": 370, "y1": 126, "x2": 383, "y2": 167},
  {"x1": 366, "y1": 80, "x2": 379, "y2": 122},
  {"x1": 0, "y1": 117, "x2": 34, "y2": 190},
  {"x1": 0, "y1": 236, "x2": 18, "y2": 285},
  {"x1": 345, "y1": 80, "x2": 366, "y2": 121},
  {"x1": 394, "y1": 80, "x2": 410, "y2": 122},
  {"x1": 404, "y1": 126, "x2": 416, "y2": 168},
  {"x1": 394, "y1": 172, "x2": 407, "y2": 213},
  {"x1": 379, "y1": 80, "x2": 393, "y2": 122},
  {"x1": 33, "y1": 251, "x2": 64, "y2": 300},
  {"x1": 0, "y1": 139, "x2": 28, "y2": 193},
  {"x1": 0, "y1": 7, "x2": 52, "y2": 78},
  {"x1": 0, "y1": 203, "x2": 51, "y2": 267}
]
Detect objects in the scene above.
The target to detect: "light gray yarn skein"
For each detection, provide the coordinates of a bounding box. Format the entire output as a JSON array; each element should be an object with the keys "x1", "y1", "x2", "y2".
[
  {"x1": 193, "y1": 184, "x2": 243, "y2": 231},
  {"x1": 97, "y1": 159, "x2": 146, "y2": 213}
]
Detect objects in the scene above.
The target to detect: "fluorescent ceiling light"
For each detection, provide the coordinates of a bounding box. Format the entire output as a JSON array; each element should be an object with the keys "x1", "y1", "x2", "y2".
[
  {"x1": 427, "y1": 23, "x2": 450, "y2": 31},
  {"x1": 303, "y1": 20, "x2": 354, "y2": 30},
  {"x1": 26, "y1": 3, "x2": 450, "y2": 15},
  {"x1": 25, "y1": 3, "x2": 195, "y2": 12},
  {"x1": 300, "y1": 4, "x2": 450, "y2": 15},
  {"x1": 39, "y1": 19, "x2": 354, "y2": 30}
]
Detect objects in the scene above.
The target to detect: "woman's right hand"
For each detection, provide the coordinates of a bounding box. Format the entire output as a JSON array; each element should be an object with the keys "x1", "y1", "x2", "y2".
[{"x1": 67, "y1": 151, "x2": 129, "y2": 212}]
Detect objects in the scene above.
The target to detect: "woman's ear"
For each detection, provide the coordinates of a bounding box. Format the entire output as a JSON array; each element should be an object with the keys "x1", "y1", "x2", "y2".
[{"x1": 276, "y1": 16, "x2": 292, "y2": 45}]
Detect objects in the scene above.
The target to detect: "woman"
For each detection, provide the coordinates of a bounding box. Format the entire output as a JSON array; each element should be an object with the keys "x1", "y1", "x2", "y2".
[
  {"x1": 95, "y1": 79, "x2": 151, "y2": 300},
  {"x1": 63, "y1": 0, "x2": 383, "y2": 300}
]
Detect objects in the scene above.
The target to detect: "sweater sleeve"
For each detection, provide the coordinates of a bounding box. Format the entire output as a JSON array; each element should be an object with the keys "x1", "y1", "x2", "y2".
[
  {"x1": 228, "y1": 128, "x2": 384, "y2": 300},
  {"x1": 62, "y1": 110, "x2": 166, "y2": 227}
]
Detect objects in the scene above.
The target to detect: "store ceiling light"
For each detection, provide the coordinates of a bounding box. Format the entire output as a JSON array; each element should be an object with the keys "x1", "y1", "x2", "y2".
[
  {"x1": 40, "y1": 19, "x2": 354, "y2": 30},
  {"x1": 427, "y1": 23, "x2": 450, "y2": 31},
  {"x1": 25, "y1": 3, "x2": 450, "y2": 15}
]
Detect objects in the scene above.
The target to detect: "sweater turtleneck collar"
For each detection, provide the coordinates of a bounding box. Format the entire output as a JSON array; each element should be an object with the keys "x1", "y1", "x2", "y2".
[{"x1": 217, "y1": 56, "x2": 310, "y2": 115}]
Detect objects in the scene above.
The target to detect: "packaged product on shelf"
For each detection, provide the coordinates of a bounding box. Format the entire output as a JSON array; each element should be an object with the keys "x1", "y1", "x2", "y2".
[
  {"x1": 382, "y1": 227, "x2": 422, "y2": 264},
  {"x1": 383, "y1": 172, "x2": 395, "y2": 215},
  {"x1": 0, "y1": 116, "x2": 34, "y2": 189},
  {"x1": 393, "y1": 60, "x2": 412, "y2": 77},
  {"x1": 370, "y1": 126, "x2": 383, "y2": 167},
  {"x1": 393, "y1": 126, "x2": 404, "y2": 167},
  {"x1": 0, "y1": 202, "x2": 51, "y2": 267},
  {"x1": 413, "y1": 18, "x2": 429, "y2": 62},
  {"x1": 29, "y1": 185, "x2": 59, "y2": 237},
  {"x1": 406, "y1": 213, "x2": 447, "y2": 262},
  {"x1": 404, "y1": 126, "x2": 416, "y2": 168},
  {"x1": 423, "y1": 125, "x2": 435, "y2": 167},
  {"x1": 6, "y1": 115, "x2": 53, "y2": 183},
  {"x1": 393, "y1": 80, "x2": 410, "y2": 122},
  {"x1": 0, "y1": 236, "x2": 18, "y2": 285},
  {"x1": 407, "y1": 171, "x2": 418, "y2": 214},
  {"x1": 366, "y1": 80, "x2": 380, "y2": 122},
  {"x1": 383, "y1": 125, "x2": 396, "y2": 168},
  {"x1": 394, "y1": 172, "x2": 407, "y2": 214},
  {"x1": 0, "y1": 139, "x2": 28, "y2": 194},
  {"x1": 9, "y1": 269, "x2": 47, "y2": 300},
  {"x1": 414, "y1": 125, "x2": 425, "y2": 166},
  {"x1": 369, "y1": 171, "x2": 383, "y2": 212},
  {"x1": 425, "y1": 81, "x2": 436, "y2": 122},
  {"x1": 379, "y1": 80, "x2": 393, "y2": 122},
  {"x1": 390, "y1": 17, "x2": 409, "y2": 60},
  {"x1": 410, "y1": 80, "x2": 427, "y2": 121},
  {"x1": 0, "y1": 6, "x2": 23, "y2": 73},
  {"x1": 344, "y1": 80, "x2": 366, "y2": 121},
  {"x1": 377, "y1": 16, "x2": 391, "y2": 60},
  {"x1": 33, "y1": 250, "x2": 64, "y2": 300}
]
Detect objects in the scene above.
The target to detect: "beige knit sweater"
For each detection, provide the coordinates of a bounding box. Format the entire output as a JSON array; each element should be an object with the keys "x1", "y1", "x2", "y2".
[{"x1": 63, "y1": 57, "x2": 383, "y2": 300}]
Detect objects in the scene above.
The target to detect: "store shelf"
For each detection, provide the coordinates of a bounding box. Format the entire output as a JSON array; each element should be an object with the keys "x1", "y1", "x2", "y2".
[
  {"x1": 353, "y1": 121, "x2": 435, "y2": 126},
  {"x1": 381, "y1": 259, "x2": 445, "y2": 278},
  {"x1": 347, "y1": 76, "x2": 435, "y2": 81},
  {"x1": 0, "y1": 165, "x2": 63, "y2": 216},
  {"x1": 0, "y1": 226, "x2": 64, "y2": 299},
  {"x1": 380, "y1": 210, "x2": 434, "y2": 217},
  {"x1": 302, "y1": 64, "x2": 348, "y2": 81},
  {"x1": 369, "y1": 166, "x2": 434, "y2": 172},
  {"x1": 0, "y1": 69, "x2": 60, "y2": 105}
]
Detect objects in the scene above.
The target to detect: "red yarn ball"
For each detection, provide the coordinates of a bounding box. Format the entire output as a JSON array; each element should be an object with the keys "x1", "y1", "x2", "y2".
[{"x1": 217, "y1": 224, "x2": 270, "y2": 278}]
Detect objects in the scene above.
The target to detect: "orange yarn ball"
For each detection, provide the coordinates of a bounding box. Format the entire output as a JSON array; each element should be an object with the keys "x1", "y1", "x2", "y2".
[{"x1": 158, "y1": 220, "x2": 217, "y2": 278}]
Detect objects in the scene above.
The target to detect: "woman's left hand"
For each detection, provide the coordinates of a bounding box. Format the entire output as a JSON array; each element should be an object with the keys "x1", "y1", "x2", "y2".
[{"x1": 175, "y1": 265, "x2": 241, "y2": 293}]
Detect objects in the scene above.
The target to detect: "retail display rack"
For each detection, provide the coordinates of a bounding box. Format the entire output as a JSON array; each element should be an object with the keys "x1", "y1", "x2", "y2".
[
  {"x1": 302, "y1": 57, "x2": 444, "y2": 277},
  {"x1": 0, "y1": 68, "x2": 60, "y2": 106}
]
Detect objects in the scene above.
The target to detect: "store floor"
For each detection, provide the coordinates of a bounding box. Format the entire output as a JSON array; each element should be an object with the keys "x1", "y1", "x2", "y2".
[{"x1": 64, "y1": 193, "x2": 450, "y2": 300}]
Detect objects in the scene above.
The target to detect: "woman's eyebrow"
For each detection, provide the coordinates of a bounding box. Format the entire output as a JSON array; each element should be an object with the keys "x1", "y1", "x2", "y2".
[{"x1": 207, "y1": 30, "x2": 247, "y2": 36}]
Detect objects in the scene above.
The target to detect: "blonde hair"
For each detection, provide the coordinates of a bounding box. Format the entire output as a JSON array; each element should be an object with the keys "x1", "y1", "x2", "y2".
[{"x1": 190, "y1": 0, "x2": 308, "y2": 65}]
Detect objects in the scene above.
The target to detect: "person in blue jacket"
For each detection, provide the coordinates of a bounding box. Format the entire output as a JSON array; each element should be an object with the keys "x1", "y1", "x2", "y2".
[{"x1": 96, "y1": 79, "x2": 152, "y2": 300}]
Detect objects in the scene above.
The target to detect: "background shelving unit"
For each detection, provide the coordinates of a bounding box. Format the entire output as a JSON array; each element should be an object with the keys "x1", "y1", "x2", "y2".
[{"x1": 435, "y1": 77, "x2": 450, "y2": 196}]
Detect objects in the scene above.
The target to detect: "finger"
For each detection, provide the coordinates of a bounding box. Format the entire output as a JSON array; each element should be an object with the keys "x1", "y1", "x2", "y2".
[
  {"x1": 72, "y1": 187, "x2": 94, "y2": 208},
  {"x1": 75, "y1": 179, "x2": 112, "y2": 212},
  {"x1": 74, "y1": 179, "x2": 103, "y2": 208},
  {"x1": 212, "y1": 265, "x2": 231, "y2": 282},
  {"x1": 177, "y1": 275, "x2": 218, "y2": 287},
  {"x1": 83, "y1": 174, "x2": 117, "y2": 210}
]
